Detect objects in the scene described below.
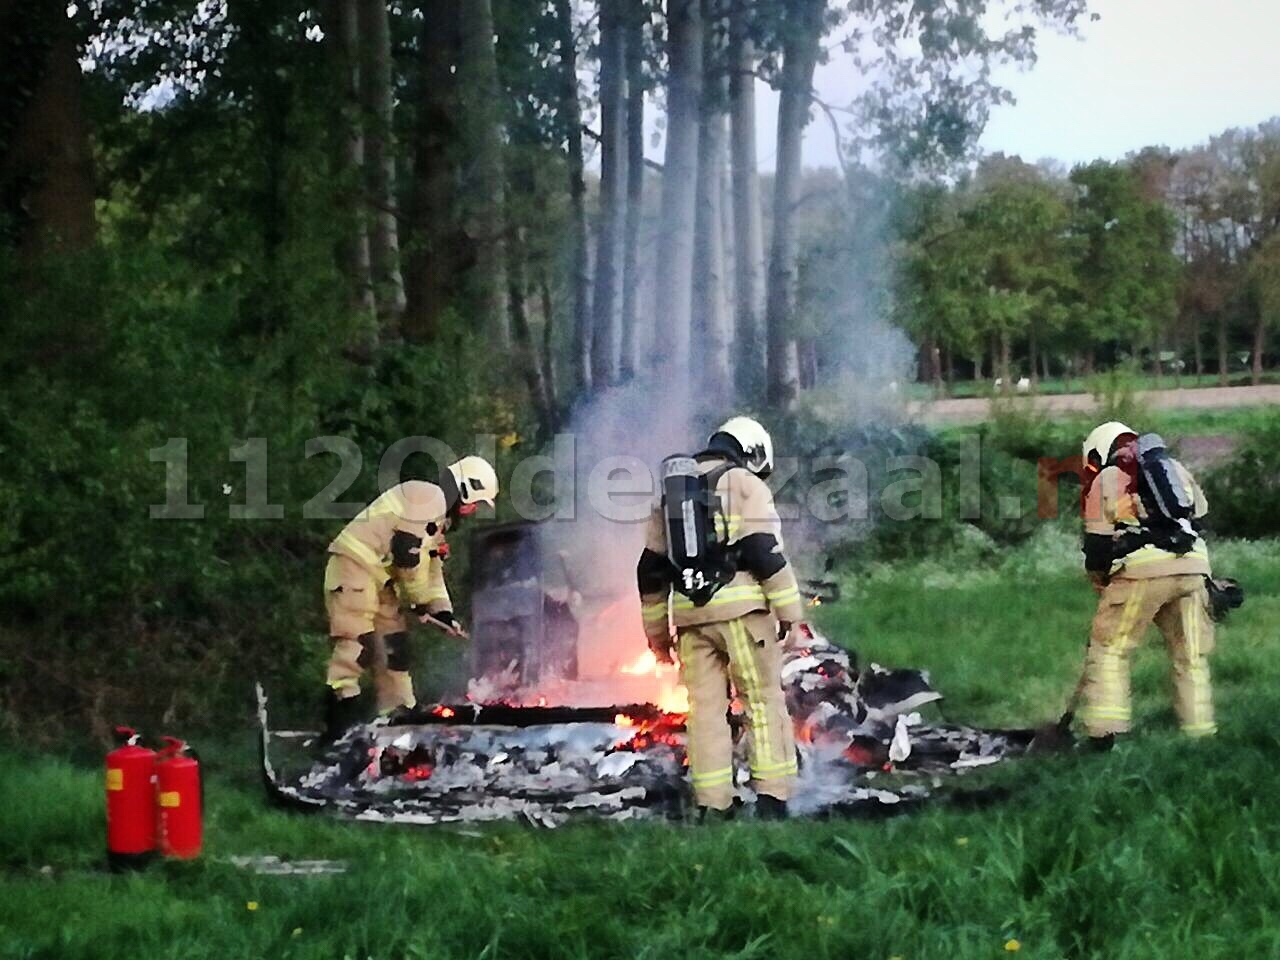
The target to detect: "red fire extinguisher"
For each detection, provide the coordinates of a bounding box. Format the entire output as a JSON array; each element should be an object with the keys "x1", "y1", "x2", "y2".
[
  {"x1": 106, "y1": 726, "x2": 156, "y2": 871},
  {"x1": 155, "y1": 736, "x2": 203, "y2": 860}
]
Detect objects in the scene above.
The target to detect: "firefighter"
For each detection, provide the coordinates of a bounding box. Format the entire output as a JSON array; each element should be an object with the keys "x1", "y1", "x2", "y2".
[
  {"x1": 1078, "y1": 421, "x2": 1215, "y2": 744},
  {"x1": 636, "y1": 416, "x2": 805, "y2": 819},
  {"x1": 322, "y1": 456, "x2": 499, "y2": 739}
]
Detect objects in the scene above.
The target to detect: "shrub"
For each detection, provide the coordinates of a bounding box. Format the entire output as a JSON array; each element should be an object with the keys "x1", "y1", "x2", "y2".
[{"x1": 1202, "y1": 411, "x2": 1280, "y2": 538}]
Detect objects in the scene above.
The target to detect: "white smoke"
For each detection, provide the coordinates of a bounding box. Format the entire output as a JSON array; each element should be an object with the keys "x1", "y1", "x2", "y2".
[{"x1": 533, "y1": 375, "x2": 698, "y2": 703}]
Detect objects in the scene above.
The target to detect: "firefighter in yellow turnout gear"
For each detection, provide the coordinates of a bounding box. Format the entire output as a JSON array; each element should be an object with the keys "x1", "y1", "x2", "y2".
[
  {"x1": 636, "y1": 417, "x2": 804, "y2": 819},
  {"x1": 1079, "y1": 422, "x2": 1215, "y2": 742},
  {"x1": 323, "y1": 456, "x2": 499, "y2": 738}
]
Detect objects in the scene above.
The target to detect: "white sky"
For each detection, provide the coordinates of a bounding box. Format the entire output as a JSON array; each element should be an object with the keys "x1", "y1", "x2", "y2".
[{"x1": 744, "y1": 0, "x2": 1280, "y2": 172}]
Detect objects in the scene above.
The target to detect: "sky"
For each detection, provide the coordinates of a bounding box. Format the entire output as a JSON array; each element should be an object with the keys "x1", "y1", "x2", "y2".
[{"x1": 746, "y1": 0, "x2": 1280, "y2": 172}]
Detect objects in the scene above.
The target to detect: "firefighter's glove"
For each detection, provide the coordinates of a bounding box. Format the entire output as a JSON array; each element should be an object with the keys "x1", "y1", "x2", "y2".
[
  {"x1": 647, "y1": 630, "x2": 676, "y2": 666},
  {"x1": 777, "y1": 620, "x2": 813, "y2": 649},
  {"x1": 420, "y1": 608, "x2": 468, "y2": 639}
]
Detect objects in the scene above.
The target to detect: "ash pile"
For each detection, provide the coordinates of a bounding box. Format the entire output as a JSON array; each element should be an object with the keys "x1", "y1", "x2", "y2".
[{"x1": 260, "y1": 630, "x2": 1031, "y2": 827}]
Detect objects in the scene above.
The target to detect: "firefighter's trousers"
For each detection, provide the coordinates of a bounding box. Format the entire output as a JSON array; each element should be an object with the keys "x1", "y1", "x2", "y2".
[
  {"x1": 1080, "y1": 574, "x2": 1215, "y2": 738},
  {"x1": 323, "y1": 554, "x2": 416, "y2": 713},
  {"x1": 678, "y1": 612, "x2": 797, "y2": 810}
]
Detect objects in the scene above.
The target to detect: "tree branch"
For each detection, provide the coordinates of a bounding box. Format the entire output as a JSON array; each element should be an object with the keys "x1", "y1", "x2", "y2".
[{"x1": 582, "y1": 124, "x2": 664, "y2": 172}]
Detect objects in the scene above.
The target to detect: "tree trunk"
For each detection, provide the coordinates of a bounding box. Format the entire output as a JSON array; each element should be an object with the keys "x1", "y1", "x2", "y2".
[
  {"x1": 692, "y1": 2, "x2": 731, "y2": 403},
  {"x1": 728, "y1": 0, "x2": 765, "y2": 401},
  {"x1": 924, "y1": 336, "x2": 942, "y2": 397},
  {"x1": 619, "y1": 0, "x2": 648, "y2": 382},
  {"x1": 1217, "y1": 313, "x2": 1229, "y2": 386},
  {"x1": 798, "y1": 337, "x2": 818, "y2": 388},
  {"x1": 1253, "y1": 315, "x2": 1266, "y2": 385},
  {"x1": 1193, "y1": 314, "x2": 1204, "y2": 378},
  {"x1": 403, "y1": 0, "x2": 460, "y2": 343},
  {"x1": 358, "y1": 0, "x2": 407, "y2": 327},
  {"x1": 0, "y1": 0, "x2": 96, "y2": 259},
  {"x1": 552, "y1": 0, "x2": 592, "y2": 392},
  {"x1": 1027, "y1": 323, "x2": 1038, "y2": 385},
  {"x1": 944, "y1": 346, "x2": 955, "y2": 395},
  {"x1": 651, "y1": 0, "x2": 702, "y2": 378},
  {"x1": 457, "y1": 0, "x2": 508, "y2": 346},
  {"x1": 1172, "y1": 325, "x2": 1183, "y2": 387},
  {"x1": 998, "y1": 329, "x2": 1012, "y2": 390},
  {"x1": 539, "y1": 274, "x2": 560, "y2": 420},
  {"x1": 321, "y1": 0, "x2": 377, "y2": 350},
  {"x1": 507, "y1": 220, "x2": 556, "y2": 439},
  {"x1": 972, "y1": 352, "x2": 983, "y2": 382},
  {"x1": 1040, "y1": 350, "x2": 1051, "y2": 384},
  {"x1": 591, "y1": 0, "x2": 628, "y2": 389},
  {"x1": 763, "y1": 0, "x2": 824, "y2": 408}
]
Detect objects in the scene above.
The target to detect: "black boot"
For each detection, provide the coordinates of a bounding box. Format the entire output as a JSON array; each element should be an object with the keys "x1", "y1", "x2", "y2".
[
  {"x1": 1084, "y1": 733, "x2": 1116, "y2": 753},
  {"x1": 321, "y1": 689, "x2": 367, "y2": 745},
  {"x1": 755, "y1": 795, "x2": 789, "y2": 821},
  {"x1": 696, "y1": 805, "x2": 738, "y2": 824}
]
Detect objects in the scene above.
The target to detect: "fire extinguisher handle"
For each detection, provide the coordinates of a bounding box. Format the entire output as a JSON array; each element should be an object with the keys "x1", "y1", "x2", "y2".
[
  {"x1": 160, "y1": 736, "x2": 186, "y2": 756},
  {"x1": 114, "y1": 726, "x2": 139, "y2": 744}
]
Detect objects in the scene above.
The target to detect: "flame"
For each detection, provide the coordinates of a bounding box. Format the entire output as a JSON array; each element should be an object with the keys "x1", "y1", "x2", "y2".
[
  {"x1": 620, "y1": 649, "x2": 658, "y2": 674},
  {"x1": 431, "y1": 705, "x2": 456, "y2": 719},
  {"x1": 616, "y1": 648, "x2": 689, "y2": 713},
  {"x1": 658, "y1": 686, "x2": 689, "y2": 714},
  {"x1": 610, "y1": 711, "x2": 687, "y2": 751}
]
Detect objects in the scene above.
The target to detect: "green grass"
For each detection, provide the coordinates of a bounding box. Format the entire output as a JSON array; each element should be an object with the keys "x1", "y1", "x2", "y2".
[
  {"x1": 4, "y1": 534, "x2": 1280, "y2": 959},
  {"x1": 907, "y1": 370, "x2": 1280, "y2": 401}
]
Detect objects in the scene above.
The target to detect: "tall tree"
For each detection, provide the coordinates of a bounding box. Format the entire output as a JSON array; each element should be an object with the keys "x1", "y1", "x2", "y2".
[
  {"x1": 591, "y1": 0, "x2": 629, "y2": 388},
  {"x1": 0, "y1": 0, "x2": 96, "y2": 258},
  {"x1": 320, "y1": 0, "x2": 377, "y2": 348},
  {"x1": 1071, "y1": 160, "x2": 1179, "y2": 372},
  {"x1": 457, "y1": 0, "x2": 509, "y2": 345},
  {"x1": 403, "y1": 0, "x2": 461, "y2": 343},
  {"x1": 620, "y1": 0, "x2": 651, "y2": 382},
  {"x1": 551, "y1": 0, "x2": 593, "y2": 392},
  {"x1": 762, "y1": 0, "x2": 823, "y2": 407},
  {"x1": 651, "y1": 0, "x2": 702, "y2": 377},
  {"x1": 358, "y1": 0, "x2": 407, "y2": 325},
  {"x1": 692, "y1": 0, "x2": 731, "y2": 401},
  {"x1": 1250, "y1": 234, "x2": 1280, "y2": 385},
  {"x1": 727, "y1": 0, "x2": 765, "y2": 400}
]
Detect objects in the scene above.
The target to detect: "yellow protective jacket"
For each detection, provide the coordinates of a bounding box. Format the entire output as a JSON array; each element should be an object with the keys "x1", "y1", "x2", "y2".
[
  {"x1": 638, "y1": 456, "x2": 804, "y2": 640},
  {"x1": 328, "y1": 481, "x2": 453, "y2": 613},
  {"x1": 1083, "y1": 459, "x2": 1210, "y2": 580}
]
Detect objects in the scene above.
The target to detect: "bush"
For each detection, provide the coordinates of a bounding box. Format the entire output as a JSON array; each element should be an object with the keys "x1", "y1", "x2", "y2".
[
  {"x1": 1202, "y1": 411, "x2": 1280, "y2": 538},
  {"x1": 0, "y1": 246, "x2": 522, "y2": 743},
  {"x1": 1087, "y1": 362, "x2": 1151, "y2": 427}
]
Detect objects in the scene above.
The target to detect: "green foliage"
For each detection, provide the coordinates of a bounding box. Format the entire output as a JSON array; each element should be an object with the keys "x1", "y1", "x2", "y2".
[
  {"x1": 1086, "y1": 362, "x2": 1153, "y2": 427},
  {"x1": 1202, "y1": 410, "x2": 1280, "y2": 538},
  {"x1": 1070, "y1": 160, "x2": 1180, "y2": 349},
  {"x1": 0, "y1": 233, "x2": 514, "y2": 742}
]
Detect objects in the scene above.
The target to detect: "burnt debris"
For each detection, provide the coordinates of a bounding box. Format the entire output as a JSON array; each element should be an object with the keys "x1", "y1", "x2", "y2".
[{"x1": 259, "y1": 629, "x2": 1030, "y2": 827}]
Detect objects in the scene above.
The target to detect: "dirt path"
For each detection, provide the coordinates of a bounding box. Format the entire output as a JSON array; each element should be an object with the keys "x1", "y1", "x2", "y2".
[{"x1": 910, "y1": 383, "x2": 1280, "y2": 424}]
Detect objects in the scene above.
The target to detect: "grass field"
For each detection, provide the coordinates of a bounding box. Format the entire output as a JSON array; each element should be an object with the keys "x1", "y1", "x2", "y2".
[
  {"x1": 3, "y1": 531, "x2": 1279, "y2": 960},
  {"x1": 905, "y1": 370, "x2": 1280, "y2": 401}
]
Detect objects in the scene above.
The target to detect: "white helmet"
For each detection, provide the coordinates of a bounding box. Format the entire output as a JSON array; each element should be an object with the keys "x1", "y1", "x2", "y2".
[
  {"x1": 1082, "y1": 421, "x2": 1137, "y2": 468},
  {"x1": 447, "y1": 456, "x2": 499, "y2": 510},
  {"x1": 711, "y1": 416, "x2": 774, "y2": 477}
]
